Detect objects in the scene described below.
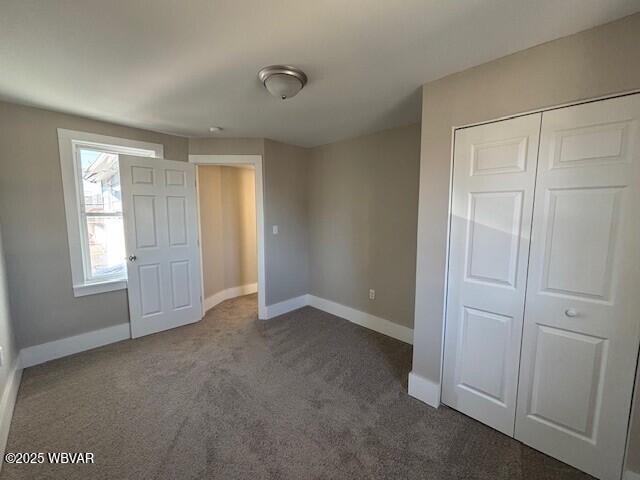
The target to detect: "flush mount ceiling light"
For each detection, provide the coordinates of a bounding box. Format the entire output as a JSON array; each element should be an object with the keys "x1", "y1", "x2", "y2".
[
  {"x1": 208, "y1": 126, "x2": 223, "y2": 133},
  {"x1": 258, "y1": 65, "x2": 307, "y2": 100}
]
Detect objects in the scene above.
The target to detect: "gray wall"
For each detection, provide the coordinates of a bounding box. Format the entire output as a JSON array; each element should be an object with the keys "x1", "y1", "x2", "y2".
[
  {"x1": 198, "y1": 165, "x2": 257, "y2": 299},
  {"x1": 411, "y1": 13, "x2": 640, "y2": 472},
  {"x1": 262, "y1": 140, "x2": 310, "y2": 304},
  {"x1": 188, "y1": 137, "x2": 264, "y2": 156},
  {"x1": 0, "y1": 102, "x2": 313, "y2": 347},
  {"x1": 0, "y1": 225, "x2": 18, "y2": 429},
  {"x1": 0, "y1": 101, "x2": 188, "y2": 348},
  {"x1": 0, "y1": 102, "x2": 310, "y2": 346},
  {"x1": 308, "y1": 124, "x2": 420, "y2": 328},
  {"x1": 190, "y1": 131, "x2": 421, "y2": 317}
]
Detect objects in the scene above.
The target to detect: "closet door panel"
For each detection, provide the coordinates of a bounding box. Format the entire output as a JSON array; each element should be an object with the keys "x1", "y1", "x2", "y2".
[
  {"x1": 442, "y1": 113, "x2": 541, "y2": 436},
  {"x1": 515, "y1": 94, "x2": 640, "y2": 480}
]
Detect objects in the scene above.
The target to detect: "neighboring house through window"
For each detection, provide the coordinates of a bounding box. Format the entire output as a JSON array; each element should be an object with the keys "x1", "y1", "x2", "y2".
[{"x1": 58, "y1": 129, "x2": 163, "y2": 296}]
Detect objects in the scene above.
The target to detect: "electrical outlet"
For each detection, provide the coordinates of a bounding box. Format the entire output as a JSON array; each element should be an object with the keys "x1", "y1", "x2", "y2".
[
  {"x1": 369, "y1": 289, "x2": 375, "y2": 300},
  {"x1": 0, "y1": 346, "x2": 4, "y2": 367},
  {"x1": 272, "y1": 225, "x2": 279, "y2": 235}
]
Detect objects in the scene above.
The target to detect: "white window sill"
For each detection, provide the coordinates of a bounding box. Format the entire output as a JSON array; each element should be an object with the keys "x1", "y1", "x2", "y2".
[{"x1": 73, "y1": 279, "x2": 128, "y2": 297}]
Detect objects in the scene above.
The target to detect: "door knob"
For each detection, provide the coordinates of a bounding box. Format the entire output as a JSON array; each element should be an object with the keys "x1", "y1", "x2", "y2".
[
  {"x1": 564, "y1": 308, "x2": 578, "y2": 317},
  {"x1": 128, "y1": 255, "x2": 137, "y2": 262}
]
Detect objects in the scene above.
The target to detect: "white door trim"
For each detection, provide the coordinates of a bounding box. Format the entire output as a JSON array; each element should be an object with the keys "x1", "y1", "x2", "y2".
[
  {"x1": 453, "y1": 89, "x2": 640, "y2": 131},
  {"x1": 188, "y1": 154, "x2": 267, "y2": 320},
  {"x1": 408, "y1": 371, "x2": 441, "y2": 408}
]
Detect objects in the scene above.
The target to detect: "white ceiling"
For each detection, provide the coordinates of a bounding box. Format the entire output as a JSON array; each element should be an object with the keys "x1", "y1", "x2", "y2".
[{"x1": 0, "y1": 1, "x2": 637, "y2": 147}]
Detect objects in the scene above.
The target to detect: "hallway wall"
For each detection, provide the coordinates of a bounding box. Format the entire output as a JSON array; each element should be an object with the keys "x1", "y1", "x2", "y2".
[{"x1": 198, "y1": 166, "x2": 257, "y2": 300}]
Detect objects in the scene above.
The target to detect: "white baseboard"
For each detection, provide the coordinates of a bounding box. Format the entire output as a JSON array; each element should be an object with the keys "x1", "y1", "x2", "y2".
[
  {"x1": 264, "y1": 294, "x2": 309, "y2": 319},
  {"x1": 307, "y1": 295, "x2": 414, "y2": 345},
  {"x1": 204, "y1": 283, "x2": 257, "y2": 312},
  {"x1": 0, "y1": 361, "x2": 22, "y2": 467},
  {"x1": 20, "y1": 323, "x2": 131, "y2": 368},
  {"x1": 408, "y1": 371, "x2": 441, "y2": 408},
  {"x1": 624, "y1": 470, "x2": 640, "y2": 480},
  {"x1": 264, "y1": 293, "x2": 415, "y2": 344}
]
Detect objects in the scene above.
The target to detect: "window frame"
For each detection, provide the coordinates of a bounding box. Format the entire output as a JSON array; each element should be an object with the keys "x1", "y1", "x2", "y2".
[{"x1": 58, "y1": 129, "x2": 163, "y2": 297}]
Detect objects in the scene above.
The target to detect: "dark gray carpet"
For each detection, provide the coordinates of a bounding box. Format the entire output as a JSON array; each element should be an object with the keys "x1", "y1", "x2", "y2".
[{"x1": 2, "y1": 294, "x2": 591, "y2": 479}]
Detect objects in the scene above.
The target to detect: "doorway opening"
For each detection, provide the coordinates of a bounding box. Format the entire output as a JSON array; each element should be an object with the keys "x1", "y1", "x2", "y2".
[{"x1": 190, "y1": 155, "x2": 267, "y2": 320}]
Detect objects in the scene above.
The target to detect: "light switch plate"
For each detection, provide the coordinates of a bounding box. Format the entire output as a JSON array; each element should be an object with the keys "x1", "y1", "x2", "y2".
[{"x1": 272, "y1": 225, "x2": 279, "y2": 235}]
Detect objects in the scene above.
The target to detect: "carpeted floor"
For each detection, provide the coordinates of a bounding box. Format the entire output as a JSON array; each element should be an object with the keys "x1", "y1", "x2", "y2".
[{"x1": 1, "y1": 294, "x2": 592, "y2": 479}]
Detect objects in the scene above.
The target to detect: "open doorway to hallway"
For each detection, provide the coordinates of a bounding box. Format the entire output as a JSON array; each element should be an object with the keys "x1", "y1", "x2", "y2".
[{"x1": 197, "y1": 164, "x2": 258, "y2": 314}]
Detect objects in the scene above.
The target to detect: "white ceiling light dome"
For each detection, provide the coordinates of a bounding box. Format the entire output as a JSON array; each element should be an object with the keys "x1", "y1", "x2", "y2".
[{"x1": 258, "y1": 65, "x2": 307, "y2": 100}]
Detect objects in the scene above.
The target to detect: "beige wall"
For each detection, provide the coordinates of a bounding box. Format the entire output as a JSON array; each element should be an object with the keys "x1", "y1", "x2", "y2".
[
  {"x1": 222, "y1": 167, "x2": 257, "y2": 290},
  {"x1": 198, "y1": 165, "x2": 257, "y2": 299},
  {"x1": 308, "y1": 124, "x2": 420, "y2": 328},
  {"x1": 0, "y1": 101, "x2": 188, "y2": 348},
  {"x1": 411, "y1": 13, "x2": 640, "y2": 472},
  {"x1": 0, "y1": 225, "x2": 18, "y2": 422},
  {"x1": 198, "y1": 166, "x2": 225, "y2": 297}
]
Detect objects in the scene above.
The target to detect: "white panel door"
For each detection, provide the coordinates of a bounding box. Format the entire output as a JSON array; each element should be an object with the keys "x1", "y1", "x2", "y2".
[
  {"x1": 442, "y1": 113, "x2": 541, "y2": 435},
  {"x1": 515, "y1": 94, "x2": 640, "y2": 480},
  {"x1": 120, "y1": 155, "x2": 203, "y2": 338}
]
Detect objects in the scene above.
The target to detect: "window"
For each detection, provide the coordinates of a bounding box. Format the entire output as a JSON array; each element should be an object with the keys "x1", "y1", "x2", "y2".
[
  {"x1": 58, "y1": 129, "x2": 163, "y2": 297},
  {"x1": 78, "y1": 148, "x2": 126, "y2": 281}
]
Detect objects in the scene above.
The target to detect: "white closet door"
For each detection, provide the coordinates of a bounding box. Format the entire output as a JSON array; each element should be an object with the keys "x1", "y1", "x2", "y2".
[
  {"x1": 120, "y1": 155, "x2": 203, "y2": 338},
  {"x1": 515, "y1": 95, "x2": 640, "y2": 480},
  {"x1": 442, "y1": 113, "x2": 541, "y2": 436}
]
